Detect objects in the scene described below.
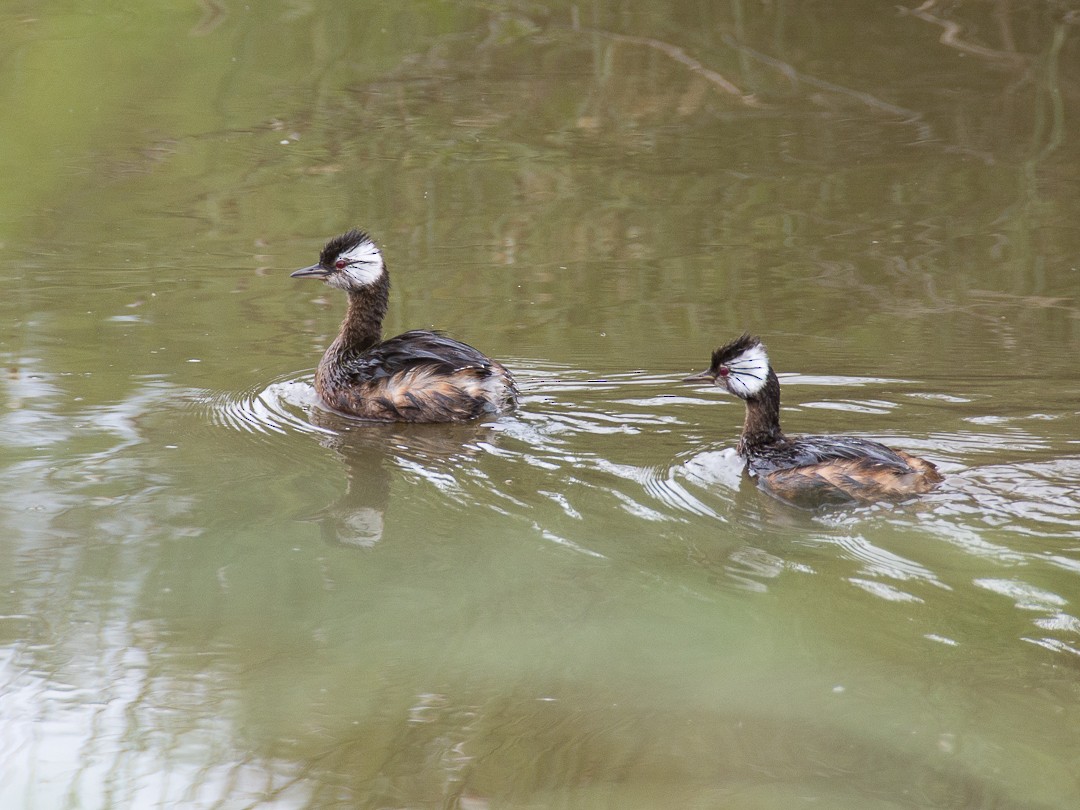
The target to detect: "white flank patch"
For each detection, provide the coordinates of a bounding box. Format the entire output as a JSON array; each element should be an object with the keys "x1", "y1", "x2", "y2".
[
  {"x1": 337, "y1": 238, "x2": 384, "y2": 287},
  {"x1": 726, "y1": 342, "x2": 770, "y2": 397}
]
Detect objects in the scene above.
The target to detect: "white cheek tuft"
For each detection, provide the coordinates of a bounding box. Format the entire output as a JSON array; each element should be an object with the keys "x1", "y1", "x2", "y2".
[
  {"x1": 725, "y1": 343, "x2": 770, "y2": 397},
  {"x1": 337, "y1": 240, "x2": 385, "y2": 287}
]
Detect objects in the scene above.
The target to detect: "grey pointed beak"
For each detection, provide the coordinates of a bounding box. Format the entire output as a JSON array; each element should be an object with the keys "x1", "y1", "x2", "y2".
[
  {"x1": 683, "y1": 368, "x2": 717, "y2": 384},
  {"x1": 290, "y1": 263, "x2": 330, "y2": 279}
]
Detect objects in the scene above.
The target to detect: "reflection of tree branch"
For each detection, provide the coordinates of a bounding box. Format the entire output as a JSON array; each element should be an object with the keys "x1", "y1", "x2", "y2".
[
  {"x1": 902, "y1": 1, "x2": 1029, "y2": 64},
  {"x1": 583, "y1": 29, "x2": 762, "y2": 107},
  {"x1": 1022, "y1": 20, "x2": 1067, "y2": 206},
  {"x1": 190, "y1": 0, "x2": 227, "y2": 37},
  {"x1": 718, "y1": 34, "x2": 936, "y2": 142}
]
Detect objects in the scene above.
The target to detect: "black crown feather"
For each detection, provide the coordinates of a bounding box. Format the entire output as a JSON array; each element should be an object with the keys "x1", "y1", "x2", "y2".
[
  {"x1": 711, "y1": 333, "x2": 762, "y2": 370},
  {"x1": 319, "y1": 228, "x2": 374, "y2": 266}
]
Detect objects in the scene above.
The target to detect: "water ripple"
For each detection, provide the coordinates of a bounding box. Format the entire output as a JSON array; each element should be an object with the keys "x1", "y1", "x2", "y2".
[
  {"x1": 936, "y1": 458, "x2": 1080, "y2": 540},
  {"x1": 198, "y1": 373, "x2": 332, "y2": 437},
  {"x1": 195, "y1": 364, "x2": 1080, "y2": 622}
]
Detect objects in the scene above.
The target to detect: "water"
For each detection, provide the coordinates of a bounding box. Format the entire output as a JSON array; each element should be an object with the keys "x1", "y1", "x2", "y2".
[{"x1": 2, "y1": 2, "x2": 1080, "y2": 808}]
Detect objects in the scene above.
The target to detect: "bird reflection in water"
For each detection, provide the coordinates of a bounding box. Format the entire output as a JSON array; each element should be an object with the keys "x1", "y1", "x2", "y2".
[{"x1": 302, "y1": 406, "x2": 495, "y2": 548}]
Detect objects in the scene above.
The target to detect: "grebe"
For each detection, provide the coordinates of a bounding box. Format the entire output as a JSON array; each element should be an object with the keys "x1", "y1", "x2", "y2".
[
  {"x1": 291, "y1": 229, "x2": 518, "y2": 422},
  {"x1": 684, "y1": 334, "x2": 943, "y2": 506}
]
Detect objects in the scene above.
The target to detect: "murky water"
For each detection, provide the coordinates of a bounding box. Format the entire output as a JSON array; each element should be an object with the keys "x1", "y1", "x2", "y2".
[{"x1": 3, "y1": 2, "x2": 1080, "y2": 808}]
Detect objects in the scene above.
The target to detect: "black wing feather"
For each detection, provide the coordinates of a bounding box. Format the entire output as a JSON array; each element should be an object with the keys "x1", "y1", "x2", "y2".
[
  {"x1": 749, "y1": 435, "x2": 918, "y2": 476},
  {"x1": 341, "y1": 330, "x2": 499, "y2": 383}
]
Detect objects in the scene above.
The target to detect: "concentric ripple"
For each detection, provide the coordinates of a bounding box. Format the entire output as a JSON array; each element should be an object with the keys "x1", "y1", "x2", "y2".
[{"x1": 199, "y1": 371, "x2": 334, "y2": 437}]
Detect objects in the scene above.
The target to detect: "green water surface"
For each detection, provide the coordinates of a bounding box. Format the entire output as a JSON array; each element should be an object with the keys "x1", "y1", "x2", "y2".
[{"x1": 2, "y1": 2, "x2": 1079, "y2": 808}]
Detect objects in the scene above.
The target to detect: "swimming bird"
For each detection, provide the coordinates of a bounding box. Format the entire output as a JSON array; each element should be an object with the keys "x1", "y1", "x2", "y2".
[
  {"x1": 292, "y1": 229, "x2": 517, "y2": 422},
  {"x1": 685, "y1": 334, "x2": 943, "y2": 505}
]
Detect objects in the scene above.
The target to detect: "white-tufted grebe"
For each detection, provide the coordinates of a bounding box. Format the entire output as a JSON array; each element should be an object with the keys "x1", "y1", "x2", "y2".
[
  {"x1": 684, "y1": 333, "x2": 943, "y2": 506},
  {"x1": 291, "y1": 229, "x2": 518, "y2": 422}
]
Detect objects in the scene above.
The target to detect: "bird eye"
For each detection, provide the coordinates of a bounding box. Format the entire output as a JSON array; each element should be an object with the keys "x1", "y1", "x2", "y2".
[
  {"x1": 718, "y1": 366, "x2": 730, "y2": 377},
  {"x1": 334, "y1": 259, "x2": 347, "y2": 269}
]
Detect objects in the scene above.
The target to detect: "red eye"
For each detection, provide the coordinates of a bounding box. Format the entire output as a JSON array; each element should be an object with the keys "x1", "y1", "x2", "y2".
[
  {"x1": 718, "y1": 366, "x2": 730, "y2": 377},
  {"x1": 334, "y1": 259, "x2": 347, "y2": 269}
]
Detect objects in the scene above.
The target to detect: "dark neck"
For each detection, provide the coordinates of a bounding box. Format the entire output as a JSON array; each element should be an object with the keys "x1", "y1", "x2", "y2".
[
  {"x1": 330, "y1": 277, "x2": 389, "y2": 359},
  {"x1": 736, "y1": 369, "x2": 785, "y2": 454}
]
